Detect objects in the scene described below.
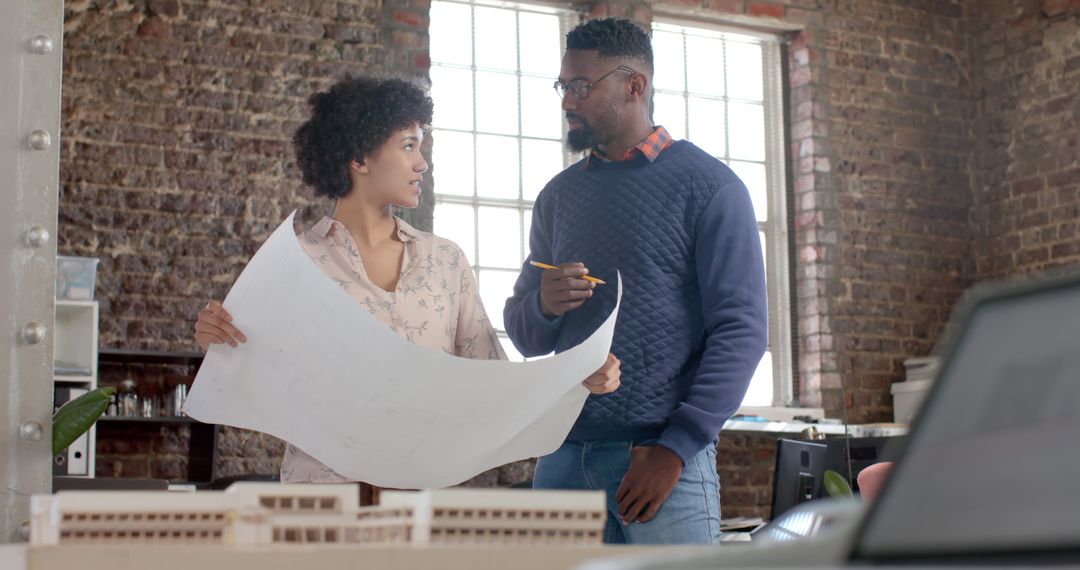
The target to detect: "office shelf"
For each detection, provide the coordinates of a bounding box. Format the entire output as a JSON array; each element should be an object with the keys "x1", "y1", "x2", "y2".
[
  {"x1": 97, "y1": 416, "x2": 203, "y2": 424},
  {"x1": 98, "y1": 348, "x2": 204, "y2": 366},
  {"x1": 95, "y1": 348, "x2": 216, "y2": 483},
  {"x1": 53, "y1": 300, "x2": 99, "y2": 478},
  {"x1": 54, "y1": 374, "x2": 95, "y2": 383}
]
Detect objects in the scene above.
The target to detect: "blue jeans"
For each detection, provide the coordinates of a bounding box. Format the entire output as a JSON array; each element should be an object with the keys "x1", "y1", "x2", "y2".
[{"x1": 533, "y1": 440, "x2": 721, "y2": 544}]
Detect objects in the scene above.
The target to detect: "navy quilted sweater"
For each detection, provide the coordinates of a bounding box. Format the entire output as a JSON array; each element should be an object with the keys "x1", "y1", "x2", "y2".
[{"x1": 503, "y1": 140, "x2": 768, "y2": 464}]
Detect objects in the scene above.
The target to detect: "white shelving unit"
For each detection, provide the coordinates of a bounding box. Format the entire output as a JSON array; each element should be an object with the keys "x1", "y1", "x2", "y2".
[{"x1": 53, "y1": 300, "x2": 99, "y2": 478}]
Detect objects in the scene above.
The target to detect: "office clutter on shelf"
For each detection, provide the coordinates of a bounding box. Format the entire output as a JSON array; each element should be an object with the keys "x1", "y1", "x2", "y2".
[
  {"x1": 55, "y1": 255, "x2": 99, "y2": 301},
  {"x1": 106, "y1": 377, "x2": 188, "y2": 419},
  {"x1": 95, "y1": 349, "x2": 215, "y2": 483}
]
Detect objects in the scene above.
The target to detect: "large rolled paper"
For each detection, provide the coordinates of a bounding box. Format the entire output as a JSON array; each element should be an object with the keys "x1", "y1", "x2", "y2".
[{"x1": 184, "y1": 212, "x2": 621, "y2": 489}]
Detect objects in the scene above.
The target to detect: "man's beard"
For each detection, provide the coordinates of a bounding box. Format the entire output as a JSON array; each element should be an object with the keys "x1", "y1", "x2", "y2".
[
  {"x1": 566, "y1": 124, "x2": 600, "y2": 152},
  {"x1": 565, "y1": 105, "x2": 622, "y2": 153}
]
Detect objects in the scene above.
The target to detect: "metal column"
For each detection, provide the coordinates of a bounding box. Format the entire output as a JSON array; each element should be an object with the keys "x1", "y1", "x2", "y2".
[{"x1": 1, "y1": 0, "x2": 64, "y2": 543}]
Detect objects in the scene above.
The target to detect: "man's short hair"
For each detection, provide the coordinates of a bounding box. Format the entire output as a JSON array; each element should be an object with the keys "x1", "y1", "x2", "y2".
[{"x1": 565, "y1": 18, "x2": 653, "y2": 71}]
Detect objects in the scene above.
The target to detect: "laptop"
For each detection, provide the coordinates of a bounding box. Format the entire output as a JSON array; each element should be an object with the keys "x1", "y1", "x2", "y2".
[{"x1": 847, "y1": 271, "x2": 1080, "y2": 564}]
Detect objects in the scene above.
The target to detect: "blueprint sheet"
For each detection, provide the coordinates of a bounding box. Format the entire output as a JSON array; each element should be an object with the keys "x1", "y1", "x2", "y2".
[{"x1": 184, "y1": 212, "x2": 620, "y2": 488}]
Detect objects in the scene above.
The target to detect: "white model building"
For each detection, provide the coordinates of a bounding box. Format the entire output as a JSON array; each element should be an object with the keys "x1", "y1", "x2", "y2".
[
  {"x1": 383, "y1": 488, "x2": 607, "y2": 546},
  {"x1": 30, "y1": 483, "x2": 606, "y2": 548}
]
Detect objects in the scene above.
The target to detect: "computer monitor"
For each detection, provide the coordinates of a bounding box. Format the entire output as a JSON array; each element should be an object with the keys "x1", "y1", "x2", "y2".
[{"x1": 770, "y1": 438, "x2": 827, "y2": 521}]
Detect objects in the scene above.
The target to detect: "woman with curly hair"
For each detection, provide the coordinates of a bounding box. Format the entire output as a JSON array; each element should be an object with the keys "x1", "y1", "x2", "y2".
[{"x1": 193, "y1": 75, "x2": 620, "y2": 489}]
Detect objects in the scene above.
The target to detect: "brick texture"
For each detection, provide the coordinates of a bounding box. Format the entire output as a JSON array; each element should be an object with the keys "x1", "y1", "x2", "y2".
[
  {"x1": 780, "y1": 0, "x2": 976, "y2": 423},
  {"x1": 971, "y1": 0, "x2": 1080, "y2": 280},
  {"x1": 60, "y1": 0, "x2": 427, "y2": 352},
  {"x1": 715, "y1": 432, "x2": 780, "y2": 519}
]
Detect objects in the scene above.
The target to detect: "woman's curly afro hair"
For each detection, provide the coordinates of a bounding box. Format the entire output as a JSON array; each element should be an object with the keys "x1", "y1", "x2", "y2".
[{"x1": 293, "y1": 75, "x2": 434, "y2": 199}]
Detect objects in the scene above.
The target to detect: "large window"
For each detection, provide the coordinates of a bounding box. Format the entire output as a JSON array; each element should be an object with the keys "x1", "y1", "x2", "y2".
[
  {"x1": 428, "y1": 0, "x2": 575, "y2": 361},
  {"x1": 429, "y1": 5, "x2": 793, "y2": 407},
  {"x1": 650, "y1": 21, "x2": 791, "y2": 407}
]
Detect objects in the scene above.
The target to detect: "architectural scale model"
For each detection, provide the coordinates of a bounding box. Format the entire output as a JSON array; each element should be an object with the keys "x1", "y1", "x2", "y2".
[{"x1": 31, "y1": 483, "x2": 606, "y2": 547}]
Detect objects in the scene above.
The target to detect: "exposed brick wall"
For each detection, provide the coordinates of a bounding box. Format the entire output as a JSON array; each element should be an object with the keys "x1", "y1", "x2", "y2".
[
  {"x1": 96, "y1": 423, "x2": 198, "y2": 480},
  {"x1": 59, "y1": 0, "x2": 435, "y2": 482},
  {"x1": 572, "y1": 0, "x2": 653, "y2": 23},
  {"x1": 790, "y1": 0, "x2": 974, "y2": 422},
  {"x1": 715, "y1": 432, "x2": 780, "y2": 519},
  {"x1": 60, "y1": 0, "x2": 433, "y2": 352},
  {"x1": 971, "y1": 0, "x2": 1080, "y2": 280}
]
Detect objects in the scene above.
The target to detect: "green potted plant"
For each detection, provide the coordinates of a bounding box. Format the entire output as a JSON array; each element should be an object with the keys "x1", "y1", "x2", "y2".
[
  {"x1": 823, "y1": 469, "x2": 854, "y2": 498},
  {"x1": 53, "y1": 387, "x2": 115, "y2": 455}
]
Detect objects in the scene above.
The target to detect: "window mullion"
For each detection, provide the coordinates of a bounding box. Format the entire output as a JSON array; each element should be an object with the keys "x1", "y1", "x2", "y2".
[
  {"x1": 515, "y1": 11, "x2": 525, "y2": 263},
  {"x1": 762, "y1": 41, "x2": 793, "y2": 407},
  {"x1": 469, "y1": 3, "x2": 481, "y2": 273}
]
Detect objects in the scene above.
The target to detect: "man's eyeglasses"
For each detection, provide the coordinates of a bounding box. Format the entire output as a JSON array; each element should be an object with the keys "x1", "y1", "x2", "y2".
[{"x1": 553, "y1": 65, "x2": 637, "y2": 100}]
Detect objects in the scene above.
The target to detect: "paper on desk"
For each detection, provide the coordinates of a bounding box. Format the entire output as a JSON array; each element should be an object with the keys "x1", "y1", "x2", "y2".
[{"x1": 184, "y1": 212, "x2": 620, "y2": 489}]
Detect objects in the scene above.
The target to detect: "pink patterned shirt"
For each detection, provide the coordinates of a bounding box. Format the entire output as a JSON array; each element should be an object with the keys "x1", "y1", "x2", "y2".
[{"x1": 280, "y1": 215, "x2": 505, "y2": 483}]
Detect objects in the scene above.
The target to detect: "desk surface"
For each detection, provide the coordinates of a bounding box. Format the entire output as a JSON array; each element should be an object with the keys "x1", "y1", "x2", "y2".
[{"x1": 3, "y1": 544, "x2": 713, "y2": 570}]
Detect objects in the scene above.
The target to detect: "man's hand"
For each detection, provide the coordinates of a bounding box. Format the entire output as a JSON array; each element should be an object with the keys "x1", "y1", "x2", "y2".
[
  {"x1": 615, "y1": 445, "x2": 683, "y2": 524},
  {"x1": 582, "y1": 353, "x2": 620, "y2": 394},
  {"x1": 539, "y1": 262, "x2": 595, "y2": 317},
  {"x1": 194, "y1": 300, "x2": 247, "y2": 351}
]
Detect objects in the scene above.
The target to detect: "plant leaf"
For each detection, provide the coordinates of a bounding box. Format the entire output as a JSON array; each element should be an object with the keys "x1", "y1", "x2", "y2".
[
  {"x1": 823, "y1": 469, "x2": 853, "y2": 498},
  {"x1": 53, "y1": 387, "x2": 115, "y2": 455}
]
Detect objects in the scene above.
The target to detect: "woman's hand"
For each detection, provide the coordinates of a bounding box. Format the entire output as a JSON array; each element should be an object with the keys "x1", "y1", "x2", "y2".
[
  {"x1": 582, "y1": 353, "x2": 620, "y2": 394},
  {"x1": 194, "y1": 300, "x2": 247, "y2": 351}
]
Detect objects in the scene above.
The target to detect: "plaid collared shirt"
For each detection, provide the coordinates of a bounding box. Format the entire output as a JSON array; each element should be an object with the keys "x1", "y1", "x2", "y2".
[{"x1": 583, "y1": 125, "x2": 675, "y2": 169}]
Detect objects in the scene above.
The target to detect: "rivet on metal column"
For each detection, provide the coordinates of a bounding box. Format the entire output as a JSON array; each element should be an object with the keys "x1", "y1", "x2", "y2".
[{"x1": 24, "y1": 226, "x2": 51, "y2": 248}]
